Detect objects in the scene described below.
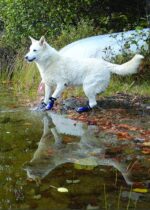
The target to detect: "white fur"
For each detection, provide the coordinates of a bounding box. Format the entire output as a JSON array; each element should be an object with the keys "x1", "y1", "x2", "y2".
[{"x1": 25, "y1": 37, "x2": 144, "y2": 108}]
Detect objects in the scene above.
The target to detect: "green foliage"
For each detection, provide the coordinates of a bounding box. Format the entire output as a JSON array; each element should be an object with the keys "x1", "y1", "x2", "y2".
[
  {"x1": 0, "y1": 0, "x2": 147, "y2": 48},
  {"x1": 0, "y1": 0, "x2": 95, "y2": 48},
  {"x1": 52, "y1": 19, "x2": 97, "y2": 49}
]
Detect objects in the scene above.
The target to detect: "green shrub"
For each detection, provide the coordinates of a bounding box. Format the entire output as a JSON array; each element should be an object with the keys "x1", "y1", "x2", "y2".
[
  {"x1": 52, "y1": 19, "x2": 97, "y2": 49},
  {"x1": 0, "y1": 0, "x2": 147, "y2": 49}
]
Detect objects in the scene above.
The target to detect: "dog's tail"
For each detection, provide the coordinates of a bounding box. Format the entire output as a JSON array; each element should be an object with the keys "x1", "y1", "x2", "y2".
[{"x1": 108, "y1": 54, "x2": 144, "y2": 76}]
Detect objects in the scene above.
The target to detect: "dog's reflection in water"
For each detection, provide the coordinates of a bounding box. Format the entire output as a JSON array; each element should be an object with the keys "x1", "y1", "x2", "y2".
[{"x1": 25, "y1": 112, "x2": 132, "y2": 185}]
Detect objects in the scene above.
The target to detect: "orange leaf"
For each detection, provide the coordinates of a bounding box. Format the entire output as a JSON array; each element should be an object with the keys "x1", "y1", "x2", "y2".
[
  {"x1": 133, "y1": 188, "x2": 148, "y2": 193},
  {"x1": 142, "y1": 142, "x2": 150, "y2": 147},
  {"x1": 142, "y1": 147, "x2": 150, "y2": 154},
  {"x1": 117, "y1": 132, "x2": 133, "y2": 140},
  {"x1": 117, "y1": 124, "x2": 138, "y2": 131}
]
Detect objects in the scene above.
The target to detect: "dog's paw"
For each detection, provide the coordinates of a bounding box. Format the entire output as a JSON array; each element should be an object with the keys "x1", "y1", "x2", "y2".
[
  {"x1": 45, "y1": 102, "x2": 54, "y2": 110},
  {"x1": 45, "y1": 97, "x2": 56, "y2": 110},
  {"x1": 76, "y1": 105, "x2": 92, "y2": 113}
]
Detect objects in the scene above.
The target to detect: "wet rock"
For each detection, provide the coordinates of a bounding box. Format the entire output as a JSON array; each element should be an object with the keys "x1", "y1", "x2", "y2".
[
  {"x1": 61, "y1": 97, "x2": 86, "y2": 110},
  {"x1": 134, "y1": 138, "x2": 145, "y2": 143},
  {"x1": 61, "y1": 93, "x2": 150, "y2": 115}
]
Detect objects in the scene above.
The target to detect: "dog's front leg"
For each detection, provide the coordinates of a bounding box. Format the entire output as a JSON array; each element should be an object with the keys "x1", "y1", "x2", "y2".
[
  {"x1": 52, "y1": 83, "x2": 65, "y2": 99},
  {"x1": 46, "y1": 84, "x2": 65, "y2": 110},
  {"x1": 44, "y1": 84, "x2": 51, "y2": 104},
  {"x1": 37, "y1": 84, "x2": 51, "y2": 111}
]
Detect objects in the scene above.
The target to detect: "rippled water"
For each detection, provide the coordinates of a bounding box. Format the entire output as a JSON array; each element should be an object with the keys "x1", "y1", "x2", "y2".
[{"x1": 0, "y1": 84, "x2": 150, "y2": 210}]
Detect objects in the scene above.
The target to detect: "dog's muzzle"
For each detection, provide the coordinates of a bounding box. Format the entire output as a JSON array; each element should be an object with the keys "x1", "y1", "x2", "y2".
[{"x1": 25, "y1": 56, "x2": 36, "y2": 62}]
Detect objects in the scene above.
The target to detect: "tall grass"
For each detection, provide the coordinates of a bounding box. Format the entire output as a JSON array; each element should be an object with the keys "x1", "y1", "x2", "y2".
[{"x1": 12, "y1": 52, "x2": 41, "y2": 98}]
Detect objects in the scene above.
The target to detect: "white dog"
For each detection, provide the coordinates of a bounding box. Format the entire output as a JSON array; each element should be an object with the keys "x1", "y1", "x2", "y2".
[{"x1": 25, "y1": 36, "x2": 144, "y2": 113}]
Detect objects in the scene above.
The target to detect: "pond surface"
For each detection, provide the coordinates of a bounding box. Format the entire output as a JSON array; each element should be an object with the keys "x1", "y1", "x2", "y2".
[{"x1": 0, "y1": 84, "x2": 150, "y2": 210}]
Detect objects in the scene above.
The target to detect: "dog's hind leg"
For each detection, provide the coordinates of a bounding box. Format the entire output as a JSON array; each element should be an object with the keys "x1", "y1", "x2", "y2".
[
  {"x1": 76, "y1": 85, "x2": 97, "y2": 113},
  {"x1": 88, "y1": 95, "x2": 97, "y2": 108}
]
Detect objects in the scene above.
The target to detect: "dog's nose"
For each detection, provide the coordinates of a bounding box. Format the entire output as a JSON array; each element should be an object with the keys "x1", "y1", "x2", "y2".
[{"x1": 25, "y1": 55, "x2": 28, "y2": 60}]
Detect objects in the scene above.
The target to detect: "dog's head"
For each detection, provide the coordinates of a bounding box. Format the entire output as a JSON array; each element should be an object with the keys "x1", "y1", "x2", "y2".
[{"x1": 25, "y1": 36, "x2": 47, "y2": 62}]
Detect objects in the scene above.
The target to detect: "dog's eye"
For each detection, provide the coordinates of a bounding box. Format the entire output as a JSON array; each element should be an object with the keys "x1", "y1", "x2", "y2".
[{"x1": 33, "y1": 49, "x2": 37, "y2": 52}]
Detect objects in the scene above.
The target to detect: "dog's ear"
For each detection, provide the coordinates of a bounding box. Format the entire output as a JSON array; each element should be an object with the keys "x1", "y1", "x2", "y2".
[
  {"x1": 39, "y1": 36, "x2": 46, "y2": 46},
  {"x1": 29, "y1": 36, "x2": 36, "y2": 43}
]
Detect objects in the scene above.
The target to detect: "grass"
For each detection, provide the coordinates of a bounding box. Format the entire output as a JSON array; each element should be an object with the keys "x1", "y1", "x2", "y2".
[
  {"x1": 12, "y1": 56, "x2": 41, "y2": 98},
  {"x1": 102, "y1": 76, "x2": 150, "y2": 96}
]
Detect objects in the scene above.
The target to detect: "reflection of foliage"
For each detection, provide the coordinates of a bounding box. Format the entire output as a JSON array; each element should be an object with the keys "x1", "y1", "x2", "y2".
[
  {"x1": 0, "y1": 0, "x2": 147, "y2": 48},
  {"x1": 0, "y1": 19, "x2": 4, "y2": 32}
]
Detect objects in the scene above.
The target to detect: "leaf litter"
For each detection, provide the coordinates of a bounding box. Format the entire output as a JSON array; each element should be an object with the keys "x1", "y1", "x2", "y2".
[{"x1": 61, "y1": 94, "x2": 150, "y2": 166}]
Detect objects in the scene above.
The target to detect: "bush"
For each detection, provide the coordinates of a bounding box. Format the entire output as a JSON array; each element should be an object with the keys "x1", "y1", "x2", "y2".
[
  {"x1": 52, "y1": 19, "x2": 98, "y2": 49},
  {"x1": 0, "y1": 0, "x2": 147, "y2": 49},
  {"x1": 0, "y1": 47, "x2": 16, "y2": 77}
]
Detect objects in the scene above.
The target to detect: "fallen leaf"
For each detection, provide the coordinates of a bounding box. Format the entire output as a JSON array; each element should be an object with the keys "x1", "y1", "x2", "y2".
[
  {"x1": 142, "y1": 148, "x2": 150, "y2": 154},
  {"x1": 57, "y1": 187, "x2": 69, "y2": 193},
  {"x1": 24, "y1": 122, "x2": 32, "y2": 126},
  {"x1": 142, "y1": 142, "x2": 150, "y2": 147},
  {"x1": 74, "y1": 157, "x2": 97, "y2": 170},
  {"x1": 6, "y1": 131, "x2": 10, "y2": 134},
  {"x1": 133, "y1": 188, "x2": 148, "y2": 193},
  {"x1": 66, "y1": 179, "x2": 80, "y2": 184},
  {"x1": 74, "y1": 163, "x2": 95, "y2": 170},
  {"x1": 33, "y1": 194, "x2": 41, "y2": 199},
  {"x1": 117, "y1": 124, "x2": 138, "y2": 131},
  {"x1": 117, "y1": 132, "x2": 133, "y2": 140}
]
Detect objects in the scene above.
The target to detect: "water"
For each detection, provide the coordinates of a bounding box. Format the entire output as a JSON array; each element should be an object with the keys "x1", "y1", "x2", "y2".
[{"x1": 0, "y1": 84, "x2": 150, "y2": 210}]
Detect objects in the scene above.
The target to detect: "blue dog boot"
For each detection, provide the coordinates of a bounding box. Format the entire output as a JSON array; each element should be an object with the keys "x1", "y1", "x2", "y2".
[
  {"x1": 76, "y1": 105, "x2": 92, "y2": 113},
  {"x1": 46, "y1": 97, "x2": 56, "y2": 110}
]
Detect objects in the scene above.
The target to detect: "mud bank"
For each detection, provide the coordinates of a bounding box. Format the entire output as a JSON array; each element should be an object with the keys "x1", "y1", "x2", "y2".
[{"x1": 60, "y1": 93, "x2": 150, "y2": 115}]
